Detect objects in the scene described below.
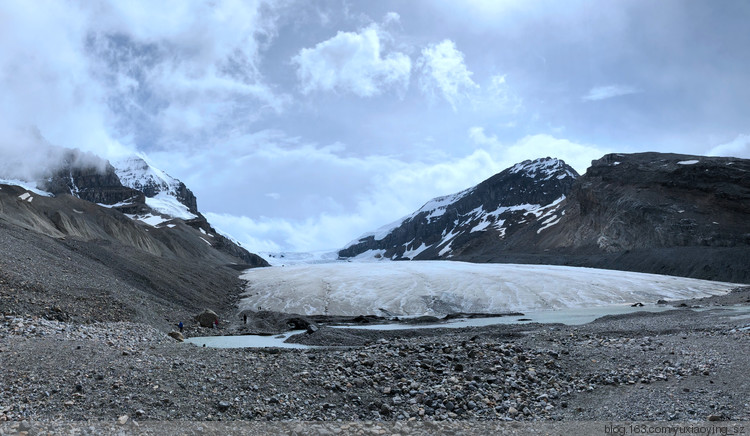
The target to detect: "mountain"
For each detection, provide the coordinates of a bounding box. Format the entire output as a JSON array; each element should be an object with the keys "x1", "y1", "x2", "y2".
[
  {"x1": 0, "y1": 147, "x2": 267, "y2": 328},
  {"x1": 340, "y1": 153, "x2": 750, "y2": 284},
  {"x1": 339, "y1": 157, "x2": 579, "y2": 260},
  {"x1": 113, "y1": 154, "x2": 198, "y2": 216},
  {"x1": 35, "y1": 150, "x2": 266, "y2": 267}
]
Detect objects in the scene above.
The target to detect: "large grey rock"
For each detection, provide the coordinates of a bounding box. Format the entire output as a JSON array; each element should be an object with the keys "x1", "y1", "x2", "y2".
[{"x1": 196, "y1": 309, "x2": 219, "y2": 328}]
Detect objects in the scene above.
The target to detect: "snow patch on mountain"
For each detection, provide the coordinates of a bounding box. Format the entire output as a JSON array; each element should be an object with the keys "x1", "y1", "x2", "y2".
[
  {"x1": 419, "y1": 187, "x2": 476, "y2": 221},
  {"x1": 0, "y1": 179, "x2": 53, "y2": 197},
  {"x1": 351, "y1": 217, "x2": 408, "y2": 245},
  {"x1": 145, "y1": 192, "x2": 196, "y2": 220},
  {"x1": 124, "y1": 212, "x2": 170, "y2": 227},
  {"x1": 403, "y1": 242, "x2": 429, "y2": 260},
  {"x1": 508, "y1": 158, "x2": 578, "y2": 180}
]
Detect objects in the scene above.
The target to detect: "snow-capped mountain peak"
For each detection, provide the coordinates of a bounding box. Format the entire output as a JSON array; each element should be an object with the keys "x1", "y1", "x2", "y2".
[
  {"x1": 339, "y1": 157, "x2": 580, "y2": 260},
  {"x1": 508, "y1": 157, "x2": 578, "y2": 180},
  {"x1": 112, "y1": 154, "x2": 199, "y2": 222},
  {"x1": 114, "y1": 154, "x2": 186, "y2": 201}
]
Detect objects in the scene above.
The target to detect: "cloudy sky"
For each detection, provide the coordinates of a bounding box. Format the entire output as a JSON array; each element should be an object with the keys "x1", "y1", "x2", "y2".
[{"x1": 2, "y1": 0, "x2": 749, "y2": 253}]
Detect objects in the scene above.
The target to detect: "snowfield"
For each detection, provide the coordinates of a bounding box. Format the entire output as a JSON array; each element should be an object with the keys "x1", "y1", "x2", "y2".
[{"x1": 239, "y1": 261, "x2": 738, "y2": 317}]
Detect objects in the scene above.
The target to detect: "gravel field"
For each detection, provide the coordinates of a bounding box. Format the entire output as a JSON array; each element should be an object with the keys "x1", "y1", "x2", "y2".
[{"x1": 1, "y1": 289, "x2": 749, "y2": 428}]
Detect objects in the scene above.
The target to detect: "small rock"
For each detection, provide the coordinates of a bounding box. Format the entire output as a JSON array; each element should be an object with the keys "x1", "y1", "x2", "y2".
[
  {"x1": 708, "y1": 414, "x2": 722, "y2": 421},
  {"x1": 217, "y1": 401, "x2": 231, "y2": 412},
  {"x1": 508, "y1": 407, "x2": 519, "y2": 416},
  {"x1": 117, "y1": 415, "x2": 129, "y2": 425}
]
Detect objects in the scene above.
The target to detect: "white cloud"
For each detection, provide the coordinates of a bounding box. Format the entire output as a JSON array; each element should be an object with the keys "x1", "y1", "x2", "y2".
[
  {"x1": 162, "y1": 128, "x2": 606, "y2": 253},
  {"x1": 197, "y1": 147, "x2": 503, "y2": 252},
  {"x1": 468, "y1": 127, "x2": 607, "y2": 175},
  {"x1": 470, "y1": 73, "x2": 523, "y2": 115},
  {"x1": 0, "y1": 127, "x2": 109, "y2": 182},
  {"x1": 0, "y1": 0, "x2": 290, "y2": 160},
  {"x1": 0, "y1": 2, "x2": 135, "y2": 161},
  {"x1": 292, "y1": 23, "x2": 411, "y2": 97},
  {"x1": 383, "y1": 12, "x2": 401, "y2": 25},
  {"x1": 582, "y1": 85, "x2": 640, "y2": 101},
  {"x1": 417, "y1": 40, "x2": 479, "y2": 110},
  {"x1": 706, "y1": 134, "x2": 750, "y2": 158}
]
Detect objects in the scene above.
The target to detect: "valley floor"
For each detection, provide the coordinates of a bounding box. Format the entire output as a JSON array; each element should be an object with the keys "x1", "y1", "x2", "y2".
[{"x1": 1, "y1": 289, "x2": 749, "y2": 430}]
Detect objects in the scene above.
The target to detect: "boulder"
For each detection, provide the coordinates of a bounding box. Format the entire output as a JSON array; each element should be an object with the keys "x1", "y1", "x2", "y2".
[
  {"x1": 285, "y1": 317, "x2": 314, "y2": 330},
  {"x1": 168, "y1": 331, "x2": 184, "y2": 342},
  {"x1": 242, "y1": 310, "x2": 318, "y2": 335},
  {"x1": 196, "y1": 309, "x2": 219, "y2": 328}
]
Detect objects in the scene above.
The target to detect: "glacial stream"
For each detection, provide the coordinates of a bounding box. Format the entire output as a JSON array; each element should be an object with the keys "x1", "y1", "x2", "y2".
[{"x1": 183, "y1": 303, "x2": 732, "y2": 349}]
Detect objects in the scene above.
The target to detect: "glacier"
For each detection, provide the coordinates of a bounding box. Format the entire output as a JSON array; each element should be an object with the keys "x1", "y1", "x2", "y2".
[{"x1": 239, "y1": 261, "x2": 738, "y2": 317}]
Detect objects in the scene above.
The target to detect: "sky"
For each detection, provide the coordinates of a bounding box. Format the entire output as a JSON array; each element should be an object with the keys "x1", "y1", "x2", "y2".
[{"x1": 1, "y1": 0, "x2": 749, "y2": 253}]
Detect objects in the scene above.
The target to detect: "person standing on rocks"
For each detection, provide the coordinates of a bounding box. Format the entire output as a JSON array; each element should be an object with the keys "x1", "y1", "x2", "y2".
[
  {"x1": 178, "y1": 321, "x2": 183, "y2": 333},
  {"x1": 243, "y1": 314, "x2": 247, "y2": 325},
  {"x1": 213, "y1": 319, "x2": 218, "y2": 329}
]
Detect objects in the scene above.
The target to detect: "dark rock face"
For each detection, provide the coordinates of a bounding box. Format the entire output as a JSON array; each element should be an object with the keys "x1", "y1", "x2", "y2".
[
  {"x1": 552, "y1": 153, "x2": 750, "y2": 251},
  {"x1": 173, "y1": 183, "x2": 198, "y2": 215},
  {"x1": 339, "y1": 157, "x2": 579, "y2": 260},
  {"x1": 42, "y1": 162, "x2": 145, "y2": 207},
  {"x1": 478, "y1": 152, "x2": 750, "y2": 263}
]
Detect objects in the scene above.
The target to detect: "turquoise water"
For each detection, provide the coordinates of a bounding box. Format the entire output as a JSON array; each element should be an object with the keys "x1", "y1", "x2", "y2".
[
  {"x1": 184, "y1": 330, "x2": 310, "y2": 349},
  {"x1": 185, "y1": 305, "x2": 750, "y2": 349}
]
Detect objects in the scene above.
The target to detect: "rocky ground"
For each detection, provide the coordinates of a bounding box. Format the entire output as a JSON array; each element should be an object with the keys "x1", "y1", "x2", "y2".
[
  {"x1": 0, "y1": 216, "x2": 252, "y2": 334},
  {"x1": 1, "y1": 289, "x2": 749, "y2": 429}
]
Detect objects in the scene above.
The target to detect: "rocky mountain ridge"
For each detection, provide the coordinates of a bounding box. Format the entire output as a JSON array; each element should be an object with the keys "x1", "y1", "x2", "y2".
[
  {"x1": 25, "y1": 149, "x2": 266, "y2": 267},
  {"x1": 339, "y1": 157, "x2": 579, "y2": 260},
  {"x1": 0, "y1": 147, "x2": 267, "y2": 328},
  {"x1": 341, "y1": 152, "x2": 750, "y2": 283}
]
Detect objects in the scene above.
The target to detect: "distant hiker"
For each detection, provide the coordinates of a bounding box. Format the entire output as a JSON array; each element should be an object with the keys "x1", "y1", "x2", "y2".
[
  {"x1": 243, "y1": 314, "x2": 247, "y2": 325},
  {"x1": 258, "y1": 306, "x2": 262, "y2": 311},
  {"x1": 178, "y1": 321, "x2": 184, "y2": 333},
  {"x1": 214, "y1": 319, "x2": 219, "y2": 329}
]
